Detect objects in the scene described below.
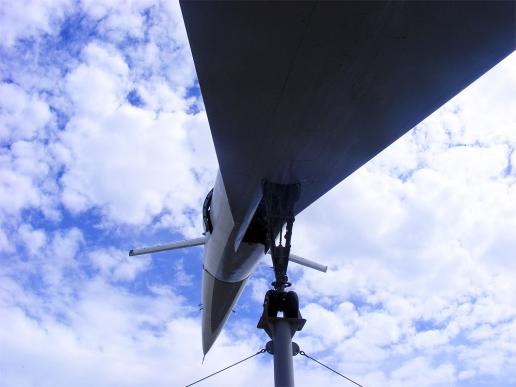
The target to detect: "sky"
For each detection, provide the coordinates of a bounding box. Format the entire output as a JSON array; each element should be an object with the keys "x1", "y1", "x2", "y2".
[{"x1": 0, "y1": 1, "x2": 515, "y2": 386}]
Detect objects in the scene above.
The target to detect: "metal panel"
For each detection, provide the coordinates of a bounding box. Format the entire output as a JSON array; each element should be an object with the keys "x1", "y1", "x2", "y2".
[{"x1": 181, "y1": 1, "x2": 514, "y2": 229}]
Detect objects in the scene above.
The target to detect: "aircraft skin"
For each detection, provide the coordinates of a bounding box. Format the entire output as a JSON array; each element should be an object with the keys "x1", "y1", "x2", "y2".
[
  {"x1": 201, "y1": 172, "x2": 264, "y2": 354},
  {"x1": 179, "y1": 1, "x2": 516, "y2": 354}
]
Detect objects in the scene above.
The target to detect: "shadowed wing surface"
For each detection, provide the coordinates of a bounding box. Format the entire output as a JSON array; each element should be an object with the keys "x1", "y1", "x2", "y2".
[{"x1": 181, "y1": 1, "x2": 514, "y2": 228}]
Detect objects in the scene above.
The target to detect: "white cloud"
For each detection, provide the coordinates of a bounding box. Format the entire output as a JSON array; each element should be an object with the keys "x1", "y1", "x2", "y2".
[
  {"x1": 64, "y1": 43, "x2": 130, "y2": 118},
  {"x1": 18, "y1": 223, "x2": 47, "y2": 256},
  {"x1": 0, "y1": 227, "x2": 12, "y2": 252},
  {"x1": 302, "y1": 302, "x2": 356, "y2": 348},
  {"x1": 171, "y1": 258, "x2": 194, "y2": 287},
  {"x1": 390, "y1": 357, "x2": 456, "y2": 387},
  {"x1": 286, "y1": 52, "x2": 516, "y2": 386},
  {"x1": 0, "y1": 167, "x2": 41, "y2": 216},
  {"x1": 0, "y1": 0, "x2": 72, "y2": 48},
  {"x1": 58, "y1": 103, "x2": 214, "y2": 229},
  {"x1": 1, "y1": 1, "x2": 515, "y2": 386},
  {"x1": 89, "y1": 248, "x2": 150, "y2": 282},
  {"x1": 0, "y1": 266, "x2": 275, "y2": 387},
  {"x1": 81, "y1": 0, "x2": 152, "y2": 38},
  {"x1": 0, "y1": 89, "x2": 59, "y2": 221},
  {"x1": 0, "y1": 1, "x2": 208, "y2": 232},
  {"x1": 49, "y1": 29, "x2": 215, "y2": 233},
  {"x1": 0, "y1": 83, "x2": 53, "y2": 144}
]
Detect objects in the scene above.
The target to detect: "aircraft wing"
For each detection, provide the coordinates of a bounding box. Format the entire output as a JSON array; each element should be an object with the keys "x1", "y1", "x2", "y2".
[{"x1": 181, "y1": 1, "x2": 514, "y2": 227}]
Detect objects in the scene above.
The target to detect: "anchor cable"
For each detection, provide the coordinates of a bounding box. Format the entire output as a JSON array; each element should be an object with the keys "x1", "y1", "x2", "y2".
[
  {"x1": 185, "y1": 349, "x2": 266, "y2": 386},
  {"x1": 299, "y1": 351, "x2": 365, "y2": 387}
]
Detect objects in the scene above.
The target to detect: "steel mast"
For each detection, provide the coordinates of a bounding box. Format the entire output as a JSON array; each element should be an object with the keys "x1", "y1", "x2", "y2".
[{"x1": 257, "y1": 182, "x2": 306, "y2": 387}]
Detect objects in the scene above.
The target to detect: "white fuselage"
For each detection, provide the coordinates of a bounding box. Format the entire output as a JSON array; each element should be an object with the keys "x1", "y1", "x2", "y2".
[
  {"x1": 204, "y1": 172, "x2": 264, "y2": 282},
  {"x1": 200, "y1": 172, "x2": 264, "y2": 354}
]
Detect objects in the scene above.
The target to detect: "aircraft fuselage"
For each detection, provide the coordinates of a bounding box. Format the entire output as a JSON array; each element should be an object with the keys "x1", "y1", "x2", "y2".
[{"x1": 201, "y1": 172, "x2": 264, "y2": 354}]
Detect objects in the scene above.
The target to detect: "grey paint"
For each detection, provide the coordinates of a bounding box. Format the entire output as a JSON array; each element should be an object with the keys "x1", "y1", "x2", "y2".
[
  {"x1": 201, "y1": 173, "x2": 264, "y2": 353},
  {"x1": 203, "y1": 172, "x2": 264, "y2": 282},
  {"x1": 181, "y1": 1, "x2": 514, "y2": 231},
  {"x1": 201, "y1": 269, "x2": 247, "y2": 354},
  {"x1": 273, "y1": 320, "x2": 296, "y2": 387},
  {"x1": 181, "y1": 2, "x2": 515, "y2": 354}
]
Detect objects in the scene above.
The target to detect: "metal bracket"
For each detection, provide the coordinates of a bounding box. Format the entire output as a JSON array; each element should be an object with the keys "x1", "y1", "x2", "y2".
[
  {"x1": 257, "y1": 289, "x2": 306, "y2": 339},
  {"x1": 258, "y1": 315, "x2": 306, "y2": 340},
  {"x1": 266, "y1": 340, "x2": 300, "y2": 356},
  {"x1": 262, "y1": 181, "x2": 300, "y2": 291}
]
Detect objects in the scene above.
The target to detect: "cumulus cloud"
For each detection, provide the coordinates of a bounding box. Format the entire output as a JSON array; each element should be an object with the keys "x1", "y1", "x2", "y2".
[
  {"x1": 287, "y1": 53, "x2": 516, "y2": 386},
  {"x1": 0, "y1": 1, "x2": 215, "y2": 233},
  {"x1": 89, "y1": 247, "x2": 150, "y2": 282},
  {"x1": 1, "y1": 1, "x2": 515, "y2": 386},
  {"x1": 64, "y1": 43, "x2": 130, "y2": 117},
  {"x1": 0, "y1": 138, "x2": 59, "y2": 222},
  {"x1": 0, "y1": 243, "x2": 269, "y2": 387},
  {"x1": 0, "y1": 83, "x2": 53, "y2": 143},
  {"x1": 18, "y1": 223, "x2": 47, "y2": 256},
  {"x1": 0, "y1": 0, "x2": 72, "y2": 47},
  {"x1": 58, "y1": 102, "x2": 214, "y2": 229}
]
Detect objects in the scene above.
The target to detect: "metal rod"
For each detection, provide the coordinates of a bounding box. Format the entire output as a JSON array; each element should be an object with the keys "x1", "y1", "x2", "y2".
[
  {"x1": 129, "y1": 237, "x2": 206, "y2": 256},
  {"x1": 289, "y1": 254, "x2": 327, "y2": 273},
  {"x1": 273, "y1": 319, "x2": 295, "y2": 387},
  {"x1": 267, "y1": 252, "x2": 327, "y2": 273}
]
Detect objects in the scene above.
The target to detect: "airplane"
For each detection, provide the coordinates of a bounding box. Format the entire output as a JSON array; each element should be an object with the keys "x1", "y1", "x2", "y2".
[{"x1": 130, "y1": 2, "x2": 515, "y2": 356}]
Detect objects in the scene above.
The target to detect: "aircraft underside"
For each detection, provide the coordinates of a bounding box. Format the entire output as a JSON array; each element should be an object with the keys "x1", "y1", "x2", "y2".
[{"x1": 132, "y1": 1, "x2": 515, "y2": 361}]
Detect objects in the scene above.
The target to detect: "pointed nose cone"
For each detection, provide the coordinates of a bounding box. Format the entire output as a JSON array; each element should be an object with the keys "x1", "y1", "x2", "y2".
[{"x1": 201, "y1": 270, "x2": 247, "y2": 355}]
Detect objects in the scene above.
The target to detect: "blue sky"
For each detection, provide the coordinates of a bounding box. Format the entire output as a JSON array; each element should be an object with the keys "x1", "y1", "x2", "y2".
[{"x1": 1, "y1": 2, "x2": 515, "y2": 386}]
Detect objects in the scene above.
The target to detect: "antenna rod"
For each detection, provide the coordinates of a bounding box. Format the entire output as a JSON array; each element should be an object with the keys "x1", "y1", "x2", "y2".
[
  {"x1": 129, "y1": 237, "x2": 206, "y2": 256},
  {"x1": 268, "y1": 252, "x2": 327, "y2": 273}
]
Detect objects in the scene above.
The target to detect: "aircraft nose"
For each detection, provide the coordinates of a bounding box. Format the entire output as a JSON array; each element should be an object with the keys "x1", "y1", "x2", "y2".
[{"x1": 201, "y1": 269, "x2": 247, "y2": 355}]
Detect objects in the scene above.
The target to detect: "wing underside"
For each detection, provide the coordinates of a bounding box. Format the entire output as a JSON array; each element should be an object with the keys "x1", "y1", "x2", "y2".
[{"x1": 181, "y1": 1, "x2": 514, "y2": 231}]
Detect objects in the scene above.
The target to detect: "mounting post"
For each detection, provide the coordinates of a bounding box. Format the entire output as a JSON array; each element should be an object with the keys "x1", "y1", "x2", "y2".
[
  {"x1": 273, "y1": 320, "x2": 296, "y2": 386},
  {"x1": 259, "y1": 181, "x2": 305, "y2": 386},
  {"x1": 260, "y1": 315, "x2": 305, "y2": 387},
  {"x1": 258, "y1": 290, "x2": 305, "y2": 387}
]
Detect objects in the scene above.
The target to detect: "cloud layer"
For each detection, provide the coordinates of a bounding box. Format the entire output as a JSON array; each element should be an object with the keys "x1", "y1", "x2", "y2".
[{"x1": 1, "y1": 1, "x2": 515, "y2": 386}]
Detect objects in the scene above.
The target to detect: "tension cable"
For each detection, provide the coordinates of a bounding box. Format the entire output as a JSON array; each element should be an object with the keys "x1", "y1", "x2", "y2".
[
  {"x1": 185, "y1": 349, "x2": 266, "y2": 386},
  {"x1": 299, "y1": 351, "x2": 365, "y2": 387}
]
